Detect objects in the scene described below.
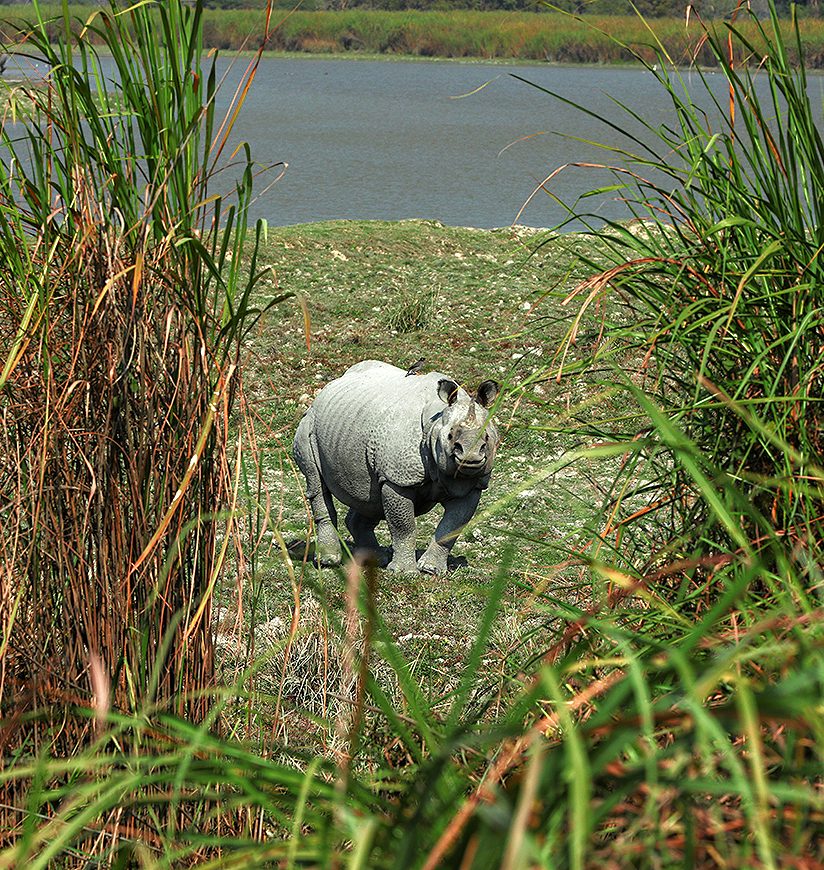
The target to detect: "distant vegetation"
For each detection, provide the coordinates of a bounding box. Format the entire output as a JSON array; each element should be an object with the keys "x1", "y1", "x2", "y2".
[
  {"x1": 256, "y1": 8, "x2": 824, "y2": 63},
  {"x1": 4, "y1": 3, "x2": 824, "y2": 63},
  {"x1": 0, "y1": 0, "x2": 819, "y2": 12},
  {"x1": 156, "y1": 0, "x2": 824, "y2": 15}
]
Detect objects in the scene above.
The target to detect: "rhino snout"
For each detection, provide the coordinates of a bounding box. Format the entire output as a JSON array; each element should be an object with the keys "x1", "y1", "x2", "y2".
[{"x1": 452, "y1": 431, "x2": 489, "y2": 469}]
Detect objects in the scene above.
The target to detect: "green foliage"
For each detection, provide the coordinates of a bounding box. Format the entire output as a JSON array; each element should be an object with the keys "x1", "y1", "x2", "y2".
[
  {"x1": 4, "y1": 4, "x2": 824, "y2": 63},
  {"x1": 132, "y1": 0, "x2": 824, "y2": 15},
  {"x1": 513, "y1": 3, "x2": 824, "y2": 856},
  {"x1": 259, "y1": 6, "x2": 824, "y2": 61},
  {"x1": 520, "y1": 1, "x2": 824, "y2": 556},
  {"x1": 2, "y1": 535, "x2": 820, "y2": 866}
]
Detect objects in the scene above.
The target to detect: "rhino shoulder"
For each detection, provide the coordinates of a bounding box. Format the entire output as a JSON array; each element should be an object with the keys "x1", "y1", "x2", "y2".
[
  {"x1": 363, "y1": 371, "x2": 449, "y2": 489},
  {"x1": 367, "y1": 412, "x2": 429, "y2": 489}
]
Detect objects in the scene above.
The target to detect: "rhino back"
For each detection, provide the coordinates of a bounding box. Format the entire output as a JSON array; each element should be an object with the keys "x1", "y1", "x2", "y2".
[{"x1": 309, "y1": 362, "x2": 456, "y2": 507}]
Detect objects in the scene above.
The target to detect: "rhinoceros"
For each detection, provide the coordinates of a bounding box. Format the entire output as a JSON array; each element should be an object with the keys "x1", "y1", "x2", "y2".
[{"x1": 293, "y1": 360, "x2": 500, "y2": 574}]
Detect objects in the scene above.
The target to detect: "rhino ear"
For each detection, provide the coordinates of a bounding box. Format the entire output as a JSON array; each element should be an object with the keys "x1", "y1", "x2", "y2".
[
  {"x1": 437, "y1": 378, "x2": 460, "y2": 405},
  {"x1": 476, "y1": 380, "x2": 499, "y2": 408}
]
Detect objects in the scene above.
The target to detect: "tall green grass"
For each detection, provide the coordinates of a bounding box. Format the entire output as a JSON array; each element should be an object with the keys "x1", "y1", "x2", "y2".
[
  {"x1": 515, "y1": 3, "x2": 824, "y2": 859},
  {"x1": 522, "y1": 2, "x2": 824, "y2": 560},
  {"x1": 0, "y1": 0, "x2": 285, "y2": 847}
]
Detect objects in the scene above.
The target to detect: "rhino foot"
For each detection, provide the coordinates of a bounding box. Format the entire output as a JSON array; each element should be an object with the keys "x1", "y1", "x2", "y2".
[
  {"x1": 350, "y1": 546, "x2": 391, "y2": 568},
  {"x1": 417, "y1": 547, "x2": 448, "y2": 576},
  {"x1": 316, "y1": 524, "x2": 342, "y2": 567},
  {"x1": 386, "y1": 556, "x2": 420, "y2": 575},
  {"x1": 374, "y1": 547, "x2": 392, "y2": 568}
]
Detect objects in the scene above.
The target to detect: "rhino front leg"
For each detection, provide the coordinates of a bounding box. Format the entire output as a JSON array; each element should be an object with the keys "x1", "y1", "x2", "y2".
[
  {"x1": 418, "y1": 491, "x2": 482, "y2": 575},
  {"x1": 381, "y1": 482, "x2": 419, "y2": 573}
]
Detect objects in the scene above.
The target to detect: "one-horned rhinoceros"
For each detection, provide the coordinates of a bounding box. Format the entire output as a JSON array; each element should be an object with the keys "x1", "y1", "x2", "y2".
[{"x1": 293, "y1": 360, "x2": 500, "y2": 574}]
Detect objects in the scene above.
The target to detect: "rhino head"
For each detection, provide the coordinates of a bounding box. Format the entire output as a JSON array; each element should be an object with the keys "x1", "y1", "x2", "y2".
[{"x1": 428, "y1": 378, "x2": 500, "y2": 480}]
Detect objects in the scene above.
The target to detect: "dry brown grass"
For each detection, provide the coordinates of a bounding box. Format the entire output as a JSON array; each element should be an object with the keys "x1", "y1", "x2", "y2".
[{"x1": 0, "y1": 0, "x2": 280, "y2": 852}]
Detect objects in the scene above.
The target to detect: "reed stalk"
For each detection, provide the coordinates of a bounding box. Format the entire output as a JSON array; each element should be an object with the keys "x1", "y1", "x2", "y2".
[{"x1": 0, "y1": 0, "x2": 282, "y2": 840}]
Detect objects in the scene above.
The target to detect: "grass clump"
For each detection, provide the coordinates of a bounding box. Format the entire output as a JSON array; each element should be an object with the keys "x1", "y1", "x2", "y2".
[
  {"x1": 521, "y1": 1, "x2": 824, "y2": 558},
  {"x1": 0, "y1": 0, "x2": 285, "y2": 850},
  {"x1": 509, "y1": 2, "x2": 824, "y2": 863},
  {"x1": 386, "y1": 283, "x2": 439, "y2": 332}
]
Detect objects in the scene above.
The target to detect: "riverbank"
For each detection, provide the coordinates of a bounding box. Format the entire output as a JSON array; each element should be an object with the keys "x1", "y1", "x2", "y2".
[{"x1": 4, "y1": 6, "x2": 824, "y2": 67}]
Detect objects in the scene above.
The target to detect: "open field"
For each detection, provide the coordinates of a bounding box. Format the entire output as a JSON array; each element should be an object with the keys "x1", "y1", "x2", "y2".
[
  {"x1": 4, "y1": 6, "x2": 824, "y2": 65},
  {"x1": 226, "y1": 218, "x2": 615, "y2": 740}
]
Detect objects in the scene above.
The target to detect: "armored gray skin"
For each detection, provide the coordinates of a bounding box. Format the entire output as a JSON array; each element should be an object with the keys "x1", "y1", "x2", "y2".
[{"x1": 294, "y1": 360, "x2": 500, "y2": 574}]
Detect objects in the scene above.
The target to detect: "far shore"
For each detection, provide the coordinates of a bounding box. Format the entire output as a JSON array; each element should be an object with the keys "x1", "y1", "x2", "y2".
[
  {"x1": 3, "y1": 7, "x2": 823, "y2": 69},
  {"x1": 5, "y1": 45, "x2": 818, "y2": 76},
  {"x1": 227, "y1": 50, "x2": 654, "y2": 70}
]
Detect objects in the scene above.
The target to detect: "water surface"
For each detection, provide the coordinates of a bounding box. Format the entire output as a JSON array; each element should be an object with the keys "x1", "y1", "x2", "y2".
[
  {"x1": 7, "y1": 54, "x2": 821, "y2": 229},
  {"x1": 231, "y1": 58, "x2": 678, "y2": 229}
]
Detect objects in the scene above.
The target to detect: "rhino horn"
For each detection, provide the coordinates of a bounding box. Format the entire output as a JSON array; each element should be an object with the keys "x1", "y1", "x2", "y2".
[{"x1": 464, "y1": 400, "x2": 478, "y2": 425}]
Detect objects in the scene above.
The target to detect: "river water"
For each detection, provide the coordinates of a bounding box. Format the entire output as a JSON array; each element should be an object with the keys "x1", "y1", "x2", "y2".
[
  {"x1": 231, "y1": 57, "x2": 824, "y2": 230},
  {"x1": 232, "y1": 57, "x2": 683, "y2": 229},
  {"x1": 6, "y1": 54, "x2": 823, "y2": 229}
]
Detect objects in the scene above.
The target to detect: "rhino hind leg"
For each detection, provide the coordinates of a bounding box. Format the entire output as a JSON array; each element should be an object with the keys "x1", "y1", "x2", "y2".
[
  {"x1": 345, "y1": 509, "x2": 391, "y2": 567},
  {"x1": 294, "y1": 418, "x2": 342, "y2": 567},
  {"x1": 313, "y1": 485, "x2": 342, "y2": 566},
  {"x1": 344, "y1": 508, "x2": 378, "y2": 549}
]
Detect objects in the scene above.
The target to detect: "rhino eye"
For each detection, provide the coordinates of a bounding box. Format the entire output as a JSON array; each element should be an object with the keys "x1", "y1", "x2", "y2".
[{"x1": 447, "y1": 432, "x2": 453, "y2": 441}]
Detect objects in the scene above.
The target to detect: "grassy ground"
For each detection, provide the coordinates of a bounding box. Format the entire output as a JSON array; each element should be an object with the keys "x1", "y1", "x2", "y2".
[{"x1": 220, "y1": 219, "x2": 614, "y2": 744}]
